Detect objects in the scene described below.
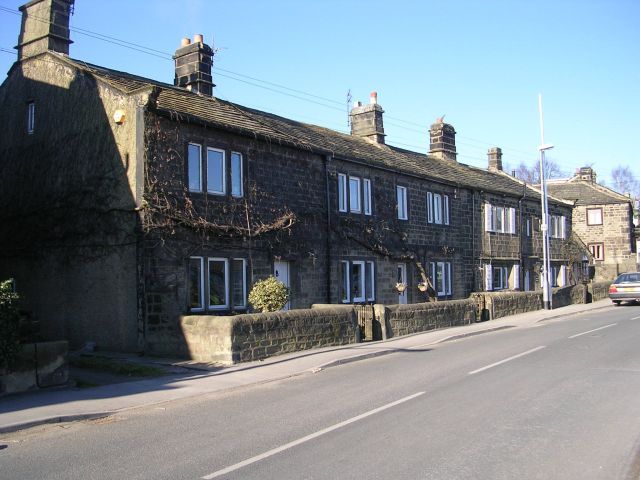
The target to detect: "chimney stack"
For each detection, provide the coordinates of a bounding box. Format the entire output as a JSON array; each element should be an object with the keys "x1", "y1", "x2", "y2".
[
  {"x1": 173, "y1": 34, "x2": 215, "y2": 96},
  {"x1": 349, "y1": 91, "x2": 385, "y2": 144},
  {"x1": 487, "y1": 147, "x2": 503, "y2": 171},
  {"x1": 429, "y1": 119, "x2": 457, "y2": 162},
  {"x1": 17, "y1": 0, "x2": 75, "y2": 61},
  {"x1": 578, "y1": 166, "x2": 596, "y2": 183}
]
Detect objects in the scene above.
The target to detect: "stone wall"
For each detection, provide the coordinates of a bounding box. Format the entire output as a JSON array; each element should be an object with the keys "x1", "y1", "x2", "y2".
[
  {"x1": 181, "y1": 307, "x2": 357, "y2": 364},
  {"x1": 384, "y1": 299, "x2": 477, "y2": 338},
  {"x1": 0, "y1": 341, "x2": 68, "y2": 396},
  {"x1": 592, "y1": 280, "x2": 612, "y2": 301}
]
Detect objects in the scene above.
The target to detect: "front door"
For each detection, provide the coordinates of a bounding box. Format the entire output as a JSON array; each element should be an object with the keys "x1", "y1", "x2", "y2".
[
  {"x1": 273, "y1": 261, "x2": 290, "y2": 310},
  {"x1": 397, "y1": 263, "x2": 408, "y2": 304}
]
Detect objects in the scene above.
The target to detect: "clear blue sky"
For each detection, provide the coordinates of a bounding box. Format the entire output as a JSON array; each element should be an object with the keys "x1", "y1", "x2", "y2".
[{"x1": 1, "y1": 0, "x2": 638, "y2": 187}]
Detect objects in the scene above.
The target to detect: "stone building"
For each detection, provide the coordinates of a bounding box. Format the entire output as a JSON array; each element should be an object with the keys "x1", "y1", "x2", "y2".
[
  {"x1": 0, "y1": 0, "x2": 581, "y2": 357},
  {"x1": 547, "y1": 167, "x2": 638, "y2": 281}
]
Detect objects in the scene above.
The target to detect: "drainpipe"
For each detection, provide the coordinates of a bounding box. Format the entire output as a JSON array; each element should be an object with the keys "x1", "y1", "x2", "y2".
[
  {"x1": 472, "y1": 189, "x2": 477, "y2": 291},
  {"x1": 518, "y1": 183, "x2": 527, "y2": 290},
  {"x1": 324, "y1": 155, "x2": 332, "y2": 303}
]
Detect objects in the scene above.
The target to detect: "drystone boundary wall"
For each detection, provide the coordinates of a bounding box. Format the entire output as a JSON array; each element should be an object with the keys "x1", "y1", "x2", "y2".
[
  {"x1": 384, "y1": 299, "x2": 477, "y2": 338},
  {"x1": 591, "y1": 281, "x2": 611, "y2": 301},
  {"x1": 0, "y1": 341, "x2": 68, "y2": 396},
  {"x1": 181, "y1": 282, "x2": 613, "y2": 364},
  {"x1": 181, "y1": 307, "x2": 358, "y2": 364}
]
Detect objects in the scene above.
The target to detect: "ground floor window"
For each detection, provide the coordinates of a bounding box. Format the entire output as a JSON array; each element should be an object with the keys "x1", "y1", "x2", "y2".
[
  {"x1": 428, "y1": 261, "x2": 452, "y2": 297},
  {"x1": 189, "y1": 256, "x2": 247, "y2": 312},
  {"x1": 485, "y1": 263, "x2": 521, "y2": 291},
  {"x1": 588, "y1": 243, "x2": 605, "y2": 261},
  {"x1": 341, "y1": 260, "x2": 375, "y2": 303},
  {"x1": 550, "y1": 264, "x2": 567, "y2": 287}
]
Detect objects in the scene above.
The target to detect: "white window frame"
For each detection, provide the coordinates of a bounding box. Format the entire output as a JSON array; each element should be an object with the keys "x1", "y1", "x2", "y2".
[
  {"x1": 351, "y1": 260, "x2": 366, "y2": 303},
  {"x1": 231, "y1": 151, "x2": 243, "y2": 198},
  {"x1": 512, "y1": 264, "x2": 521, "y2": 290},
  {"x1": 187, "y1": 143, "x2": 203, "y2": 193},
  {"x1": 397, "y1": 186, "x2": 408, "y2": 220},
  {"x1": 550, "y1": 266, "x2": 559, "y2": 287},
  {"x1": 365, "y1": 261, "x2": 375, "y2": 302},
  {"x1": 434, "y1": 194, "x2": 443, "y2": 224},
  {"x1": 427, "y1": 192, "x2": 450, "y2": 225},
  {"x1": 189, "y1": 256, "x2": 205, "y2": 312},
  {"x1": 206, "y1": 147, "x2": 226, "y2": 195},
  {"x1": 208, "y1": 257, "x2": 229, "y2": 310},
  {"x1": 429, "y1": 261, "x2": 452, "y2": 297},
  {"x1": 231, "y1": 258, "x2": 247, "y2": 309},
  {"x1": 338, "y1": 174, "x2": 348, "y2": 213},
  {"x1": 444, "y1": 195, "x2": 450, "y2": 225},
  {"x1": 349, "y1": 177, "x2": 362, "y2": 213},
  {"x1": 341, "y1": 260, "x2": 350, "y2": 303},
  {"x1": 363, "y1": 179, "x2": 372, "y2": 216},
  {"x1": 588, "y1": 242, "x2": 604, "y2": 261},
  {"x1": 27, "y1": 101, "x2": 35, "y2": 134},
  {"x1": 492, "y1": 266, "x2": 509, "y2": 291},
  {"x1": 341, "y1": 260, "x2": 375, "y2": 303},
  {"x1": 549, "y1": 215, "x2": 566, "y2": 239},
  {"x1": 485, "y1": 203, "x2": 516, "y2": 234},
  {"x1": 586, "y1": 208, "x2": 602, "y2": 226}
]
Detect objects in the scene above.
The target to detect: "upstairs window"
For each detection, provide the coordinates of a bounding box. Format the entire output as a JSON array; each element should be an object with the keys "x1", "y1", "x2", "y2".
[
  {"x1": 338, "y1": 173, "x2": 372, "y2": 215},
  {"x1": 188, "y1": 143, "x2": 202, "y2": 192},
  {"x1": 586, "y1": 208, "x2": 603, "y2": 226},
  {"x1": 485, "y1": 203, "x2": 516, "y2": 234},
  {"x1": 363, "y1": 179, "x2": 372, "y2": 215},
  {"x1": 207, "y1": 148, "x2": 225, "y2": 195},
  {"x1": 549, "y1": 215, "x2": 566, "y2": 239},
  {"x1": 349, "y1": 177, "x2": 361, "y2": 213},
  {"x1": 187, "y1": 143, "x2": 244, "y2": 197},
  {"x1": 27, "y1": 101, "x2": 35, "y2": 134},
  {"x1": 231, "y1": 152, "x2": 243, "y2": 198},
  {"x1": 427, "y1": 192, "x2": 450, "y2": 225},
  {"x1": 397, "y1": 186, "x2": 408, "y2": 220}
]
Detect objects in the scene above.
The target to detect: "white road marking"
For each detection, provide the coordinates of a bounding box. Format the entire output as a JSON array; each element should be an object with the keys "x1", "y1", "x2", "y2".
[
  {"x1": 468, "y1": 346, "x2": 546, "y2": 375},
  {"x1": 201, "y1": 391, "x2": 426, "y2": 479},
  {"x1": 631, "y1": 316, "x2": 640, "y2": 320},
  {"x1": 568, "y1": 323, "x2": 617, "y2": 339}
]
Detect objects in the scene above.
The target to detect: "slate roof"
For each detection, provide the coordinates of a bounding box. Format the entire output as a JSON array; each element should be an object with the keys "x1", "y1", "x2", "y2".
[
  {"x1": 547, "y1": 177, "x2": 633, "y2": 206},
  {"x1": 60, "y1": 54, "x2": 567, "y2": 204}
]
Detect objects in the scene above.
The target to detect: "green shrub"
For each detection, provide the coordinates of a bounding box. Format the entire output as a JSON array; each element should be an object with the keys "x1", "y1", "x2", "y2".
[
  {"x1": 0, "y1": 279, "x2": 21, "y2": 370},
  {"x1": 248, "y1": 276, "x2": 289, "y2": 313}
]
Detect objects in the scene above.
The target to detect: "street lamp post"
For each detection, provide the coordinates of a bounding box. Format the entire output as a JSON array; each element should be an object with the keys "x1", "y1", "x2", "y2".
[{"x1": 538, "y1": 94, "x2": 553, "y2": 310}]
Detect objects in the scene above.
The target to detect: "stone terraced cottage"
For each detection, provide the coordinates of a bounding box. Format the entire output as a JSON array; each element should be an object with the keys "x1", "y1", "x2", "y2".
[
  {"x1": 0, "y1": 0, "x2": 583, "y2": 357},
  {"x1": 547, "y1": 167, "x2": 638, "y2": 281}
]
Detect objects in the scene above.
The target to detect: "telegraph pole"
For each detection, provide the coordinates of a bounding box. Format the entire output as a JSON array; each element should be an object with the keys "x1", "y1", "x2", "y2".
[{"x1": 538, "y1": 94, "x2": 554, "y2": 310}]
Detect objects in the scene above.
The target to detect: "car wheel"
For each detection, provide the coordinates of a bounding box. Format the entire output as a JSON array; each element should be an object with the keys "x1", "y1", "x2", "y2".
[{"x1": 613, "y1": 300, "x2": 621, "y2": 306}]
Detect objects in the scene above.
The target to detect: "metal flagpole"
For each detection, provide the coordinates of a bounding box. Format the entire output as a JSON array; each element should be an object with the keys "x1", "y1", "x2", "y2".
[{"x1": 538, "y1": 94, "x2": 554, "y2": 310}]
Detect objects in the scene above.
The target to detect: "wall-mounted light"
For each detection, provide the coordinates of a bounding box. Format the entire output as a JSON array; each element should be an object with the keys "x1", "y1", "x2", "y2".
[{"x1": 113, "y1": 109, "x2": 126, "y2": 124}]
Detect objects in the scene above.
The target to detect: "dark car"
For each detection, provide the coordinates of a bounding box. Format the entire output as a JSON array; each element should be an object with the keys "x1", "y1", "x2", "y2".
[{"x1": 609, "y1": 272, "x2": 640, "y2": 305}]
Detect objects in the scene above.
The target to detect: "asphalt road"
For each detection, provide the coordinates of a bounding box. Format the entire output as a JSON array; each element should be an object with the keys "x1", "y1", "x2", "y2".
[{"x1": 3, "y1": 304, "x2": 640, "y2": 479}]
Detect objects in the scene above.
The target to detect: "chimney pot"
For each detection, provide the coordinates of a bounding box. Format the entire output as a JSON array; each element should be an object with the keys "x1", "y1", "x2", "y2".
[
  {"x1": 173, "y1": 34, "x2": 215, "y2": 96},
  {"x1": 370, "y1": 91, "x2": 378, "y2": 104}
]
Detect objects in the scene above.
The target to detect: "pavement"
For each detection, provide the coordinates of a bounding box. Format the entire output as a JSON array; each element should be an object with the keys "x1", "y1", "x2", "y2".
[{"x1": 0, "y1": 299, "x2": 614, "y2": 434}]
